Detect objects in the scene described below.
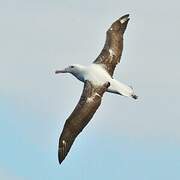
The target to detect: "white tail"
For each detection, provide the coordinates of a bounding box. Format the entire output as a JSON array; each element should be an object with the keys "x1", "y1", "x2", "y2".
[{"x1": 107, "y1": 79, "x2": 138, "y2": 99}]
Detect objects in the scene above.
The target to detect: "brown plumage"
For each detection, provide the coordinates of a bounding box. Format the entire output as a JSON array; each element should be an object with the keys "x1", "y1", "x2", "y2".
[
  {"x1": 94, "y1": 14, "x2": 129, "y2": 77},
  {"x1": 58, "y1": 14, "x2": 130, "y2": 164},
  {"x1": 58, "y1": 81, "x2": 110, "y2": 164}
]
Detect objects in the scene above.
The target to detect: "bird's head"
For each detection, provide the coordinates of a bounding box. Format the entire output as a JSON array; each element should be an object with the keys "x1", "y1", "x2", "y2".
[
  {"x1": 55, "y1": 64, "x2": 85, "y2": 81},
  {"x1": 55, "y1": 64, "x2": 76, "y2": 74}
]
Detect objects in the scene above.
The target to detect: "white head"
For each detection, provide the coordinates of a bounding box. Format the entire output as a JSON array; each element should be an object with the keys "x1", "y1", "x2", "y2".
[{"x1": 55, "y1": 64, "x2": 85, "y2": 82}]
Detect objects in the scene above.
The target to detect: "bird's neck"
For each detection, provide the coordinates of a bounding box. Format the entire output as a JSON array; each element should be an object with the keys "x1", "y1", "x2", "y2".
[{"x1": 72, "y1": 65, "x2": 87, "y2": 82}]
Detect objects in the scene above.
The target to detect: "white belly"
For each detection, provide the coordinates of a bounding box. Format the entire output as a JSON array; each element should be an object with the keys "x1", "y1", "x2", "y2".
[
  {"x1": 84, "y1": 64, "x2": 112, "y2": 85},
  {"x1": 84, "y1": 64, "x2": 134, "y2": 97}
]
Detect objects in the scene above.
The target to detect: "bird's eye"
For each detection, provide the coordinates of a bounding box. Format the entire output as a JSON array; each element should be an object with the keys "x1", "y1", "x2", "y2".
[{"x1": 70, "y1": 66, "x2": 74, "y2": 68}]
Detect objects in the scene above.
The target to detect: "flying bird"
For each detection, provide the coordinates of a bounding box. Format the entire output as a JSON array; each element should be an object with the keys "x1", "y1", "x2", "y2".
[{"x1": 55, "y1": 14, "x2": 138, "y2": 164}]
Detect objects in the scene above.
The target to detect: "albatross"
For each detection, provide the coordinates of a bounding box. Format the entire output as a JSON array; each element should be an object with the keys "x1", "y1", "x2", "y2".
[{"x1": 55, "y1": 14, "x2": 138, "y2": 164}]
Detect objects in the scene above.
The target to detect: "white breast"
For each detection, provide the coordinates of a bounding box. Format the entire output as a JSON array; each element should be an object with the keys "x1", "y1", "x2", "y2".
[{"x1": 84, "y1": 64, "x2": 112, "y2": 86}]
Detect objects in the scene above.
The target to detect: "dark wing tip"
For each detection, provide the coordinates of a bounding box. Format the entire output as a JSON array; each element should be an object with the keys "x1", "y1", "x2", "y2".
[
  {"x1": 58, "y1": 127, "x2": 77, "y2": 164},
  {"x1": 58, "y1": 139, "x2": 70, "y2": 164},
  {"x1": 119, "y1": 14, "x2": 130, "y2": 34},
  {"x1": 58, "y1": 149, "x2": 63, "y2": 164},
  {"x1": 120, "y1": 14, "x2": 130, "y2": 20},
  {"x1": 58, "y1": 141, "x2": 65, "y2": 164}
]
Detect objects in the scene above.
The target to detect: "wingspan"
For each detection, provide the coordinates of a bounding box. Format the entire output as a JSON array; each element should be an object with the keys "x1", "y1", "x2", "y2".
[
  {"x1": 93, "y1": 14, "x2": 130, "y2": 77},
  {"x1": 58, "y1": 81, "x2": 110, "y2": 164}
]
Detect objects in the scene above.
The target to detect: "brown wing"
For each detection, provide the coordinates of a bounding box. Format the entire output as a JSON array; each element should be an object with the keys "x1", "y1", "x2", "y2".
[
  {"x1": 93, "y1": 14, "x2": 130, "y2": 77},
  {"x1": 58, "y1": 81, "x2": 110, "y2": 164}
]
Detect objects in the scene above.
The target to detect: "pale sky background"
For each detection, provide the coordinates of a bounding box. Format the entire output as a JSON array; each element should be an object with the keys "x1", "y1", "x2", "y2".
[{"x1": 0, "y1": 0, "x2": 180, "y2": 179}]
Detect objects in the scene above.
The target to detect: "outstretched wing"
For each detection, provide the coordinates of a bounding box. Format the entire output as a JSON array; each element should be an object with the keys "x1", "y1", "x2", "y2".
[
  {"x1": 93, "y1": 14, "x2": 130, "y2": 77},
  {"x1": 58, "y1": 81, "x2": 110, "y2": 164}
]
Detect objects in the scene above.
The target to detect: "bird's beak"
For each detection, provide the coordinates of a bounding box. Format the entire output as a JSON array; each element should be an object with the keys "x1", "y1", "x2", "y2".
[{"x1": 55, "y1": 69, "x2": 67, "y2": 74}]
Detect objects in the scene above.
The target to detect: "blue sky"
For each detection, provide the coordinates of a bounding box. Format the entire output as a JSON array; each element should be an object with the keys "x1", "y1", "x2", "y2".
[{"x1": 0, "y1": 0, "x2": 180, "y2": 179}]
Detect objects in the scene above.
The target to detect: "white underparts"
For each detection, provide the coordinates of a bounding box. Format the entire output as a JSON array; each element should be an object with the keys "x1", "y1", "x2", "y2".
[
  {"x1": 70, "y1": 64, "x2": 137, "y2": 98},
  {"x1": 84, "y1": 64, "x2": 112, "y2": 86}
]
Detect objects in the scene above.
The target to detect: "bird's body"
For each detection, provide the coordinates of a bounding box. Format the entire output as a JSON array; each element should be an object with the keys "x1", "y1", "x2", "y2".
[
  {"x1": 55, "y1": 14, "x2": 138, "y2": 164},
  {"x1": 67, "y1": 63, "x2": 136, "y2": 98}
]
